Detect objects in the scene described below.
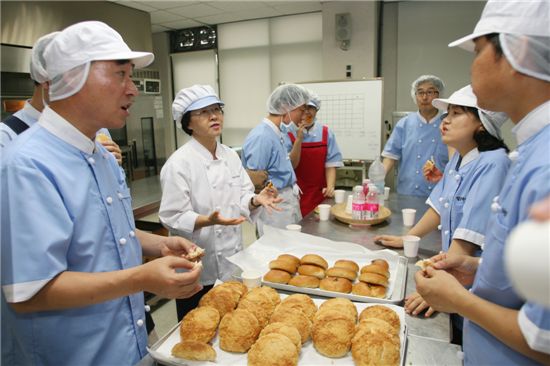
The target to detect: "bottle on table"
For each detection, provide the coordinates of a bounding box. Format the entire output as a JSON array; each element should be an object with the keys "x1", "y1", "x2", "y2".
[
  {"x1": 368, "y1": 156, "x2": 386, "y2": 207},
  {"x1": 352, "y1": 185, "x2": 366, "y2": 220},
  {"x1": 362, "y1": 178, "x2": 370, "y2": 196},
  {"x1": 365, "y1": 184, "x2": 380, "y2": 219}
]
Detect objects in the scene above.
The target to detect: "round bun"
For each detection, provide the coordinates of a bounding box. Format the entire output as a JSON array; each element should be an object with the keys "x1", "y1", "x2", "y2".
[
  {"x1": 325, "y1": 267, "x2": 357, "y2": 281},
  {"x1": 218, "y1": 308, "x2": 261, "y2": 353},
  {"x1": 288, "y1": 275, "x2": 320, "y2": 288},
  {"x1": 319, "y1": 276, "x2": 352, "y2": 293},
  {"x1": 359, "y1": 305, "x2": 401, "y2": 334},
  {"x1": 300, "y1": 254, "x2": 329, "y2": 270},
  {"x1": 263, "y1": 269, "x2": 291, "y2": 284},
  {"x1": 334, "y1": 259, "x2": 359, "y2": 273},
  {"x1": 317, "y1": 298, "x2": 357, "y2": 323},
  {"x1": 179, "y1": 306, "x2": 220, "y2": 343},
  {"x1": 269, "y1": 259, "x2": 297, "y2": 274},
  {"x1": 297, "y1": 264, "x2": 326, "y2": 279},
  {"x1": 371, "y1": 258, "x2": 389, "y2": 270},
  {"x1": 312, "y1": 309, "x2": 355, "y2": 358},
  {"x1": 171, "y1": 340, "x2": 216, "y2": 362},
  {"x1": 360, "y1": 264, "x2": 390, "y2": 278},
  {"x1": 259, "y1": 322, "x2": 302, "y2": 354},
  {"x1": 359, "y1": 272, "x2": 389, "y2": 287},
  {"x1": 248, "y1": 333, "x2": 299, "y2": 366},
  {"x1": 277, "y1": 254, "x2": 301, "y2": 268},
  {"x1": 352, "y1": 282, "x2": 387, "y2": 298}
]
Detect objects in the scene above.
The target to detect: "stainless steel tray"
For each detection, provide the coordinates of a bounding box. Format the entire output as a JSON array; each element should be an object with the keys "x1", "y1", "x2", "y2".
[{"x1": 235, "y1": 255, "x2": 408, "y2": 304}]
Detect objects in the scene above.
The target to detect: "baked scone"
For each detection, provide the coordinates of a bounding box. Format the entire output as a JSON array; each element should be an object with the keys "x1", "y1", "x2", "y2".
[
  {"x1": 319, "y1": 276, "x2": 352, "y2": 293},
  {"x1": 171, "y1": 340, "x2": 216, "y2": 361},
  {"x1": 254, "y1": 286, "x2": 281, "y2": 306},
  {"x1": 351, "y1": 331, "x2": 400, "y2": 366},
  {"x1": 264, "y1": 269, "x2": 292, "y2": 284},
  {"x1": 269, "y1": 259, "x2": 298, "y2": 274},
  {"x1": 185, "y1": 246, "x2": 205, "y2": 262},
  {"x1": 279, "y1": 294, "x2": 318, "y2": 322},
  {"x1": 248, "y1": 333, "x2": 299, "y2": 366},
  {"x1": 179, "y1": 306, "x2": 220, "y2": 343},
  {"x1": 238, "y1": 293, "x2": 276, "y2": 328},
  {"x1": 270, "y1": 306, "x2": 312, "y2": 344},
  {"x1": 218, "y1": 280, "x2": 248, "y2": 298},
  {"x1": 317, "y1": 298, "x2": 358, "y2": 323},
  {"x1": 360, "y1": 264, "x2": 390, "y2": 278},
  {"x1": 312, "y1": 309, "x2": 355, "y2": 358},
  {"x1": 259, "y1": 322, "x2": 302, "y2": 353},
  {"x1": 354, "y1": 318, "x2": 397, "y2": 341},
  {"x1": 352, "y1": 282, "x2": 386, "y2": 298},
  {"x1": 371, "y1": 258, "x2": 390, "y2": 271},
  {"x1": 359, "y1": 305, "x2": 401, "y2": 334},
  {"x1": 359, "y1": 272, "x2": 389, "y2": 287},
  {"x1": 415, "y1": 259, "x2": 434, "y2": 270},
  {"x1": 334, "y1": 259, "x2": 360, "y2": 273},
  {"x1": 218, "y1": 308, "x2": 261, "y2": 353},
  {"x1": 288, "y1": 275, "x2": 320, "y2": 288},
  {"x1": 300, "y1": 254, "x2": 329, "y2": 269},
  {"x1": 277, "y1": 254, "x2": 301, "y2": 269},
  {"x1": 297, "y1": 264, "x2": 326, "y2": 279},
  {"x1": 326, "y1": 266, "x2": 357, "y2": 281},
  {"x1": 198, "y1": 286, "x2": 239, "y2": 318}
]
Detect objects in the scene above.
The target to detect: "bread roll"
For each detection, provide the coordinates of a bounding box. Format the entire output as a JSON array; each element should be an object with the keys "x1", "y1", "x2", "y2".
[
  {"x1": 248, "y1": 333, "x2": 299, "y2": 366},
  {"x1": 179, "y1": 306, "x2": 220, "y2": 343},
  {"x1": 219, "y1": 308, "x2": 261, "y2": 353},
  {"x1": 269, "y1": 259, "x2": 297, "y2": 274},
  {"x1": 277, "y1": 254, "x2": 301, "y2": 268},
  {"x1": 297, "y1": 264, "x2": 326, "y2": 279},
  {"x1": 352, "y1": 282, "x2": 387, "y2": 298},
  {"x1": 317, "y1": 298, "x2": 357, "y2": 323},
  {"x1": 270, "y1": 306, "x2": 312, "y2": 344},
  {"x1": 359, "y1": 272, "x2": 389, "y2": 287},
  {"x1": 259, "y1": 322, "x2": 302, "y2": 353},
  {"x1": 312, "y1": 309, "x2": 355, "y2": 358},
  {"x1": 300, "y1": 254, "x2": 328, "y2": 269},
  {"x1": 360, "y1": 264, "x2": 390, "y2": 278},
  {"x1": 351, "y1": 331, "x2": 400, "y2": 366},
  {"x1": 171, "y1": 340, "x2": 216, "y2": 361},
  {"x1": 371, "y1": 258, "x2": 390, "y2": 270},
  {"x1": 334, "y1": 259, "x2": 360, "y2": 273},
  {"x1": 415, "y1": 259, "x2": 434, "y2": 270},
  {"x1": 279, "y1": 294, "x2": 318, "y2": 322},
  {"x1": 359, "y1": 305, "x2": 401, "y2": 334},
  {"x1": 326, "y1": 266, "x2": 357, "y2": 281},
  {"x1": 263, "y1": 269, "x2": 292, "y2": 284},
  {"x1": 288, "y1": 275, "x2": 320, "y2": 288},
  {"x1": 319, "y1": 276, "x2": 352, "y2": 293},
  {"x1": 198, "y1": 286, "x2": 239, "y2": 318}
]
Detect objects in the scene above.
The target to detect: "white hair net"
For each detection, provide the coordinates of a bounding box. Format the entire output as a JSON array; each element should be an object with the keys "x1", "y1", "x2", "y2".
[
  {"x1": 267, "y1": 84, "x2": 310, "y2": 115},
  {"x1": 500, "y1": 34, "x2": 550, "y2": 82},
  {"x1": 410, "y1": 75, "x2": 445, "y2": 103},
  {"x1": 30, "y1": 32, "x2": 59, "y2": 84},
  {"x1": 478, "y1": 109, "x2": 508, "y2": 140},
  {"x1": 307, "y1": 93, "x2": 321, "y2": 110}
]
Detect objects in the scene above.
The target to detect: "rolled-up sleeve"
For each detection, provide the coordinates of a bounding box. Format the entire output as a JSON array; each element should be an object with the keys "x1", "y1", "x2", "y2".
[{"x1": 518, "y1": 302, "x2": 550, "y2": 354}]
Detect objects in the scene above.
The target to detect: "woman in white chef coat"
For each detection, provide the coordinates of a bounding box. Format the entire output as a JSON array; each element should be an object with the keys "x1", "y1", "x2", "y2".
[{"x1": 159, "y1": 85, "x2": 281, "y2": 320}]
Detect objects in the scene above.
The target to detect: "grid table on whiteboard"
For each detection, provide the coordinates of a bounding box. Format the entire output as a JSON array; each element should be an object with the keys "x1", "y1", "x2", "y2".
[{"x1": 317, "y1": 94, "x2": 366, "y2": 136}]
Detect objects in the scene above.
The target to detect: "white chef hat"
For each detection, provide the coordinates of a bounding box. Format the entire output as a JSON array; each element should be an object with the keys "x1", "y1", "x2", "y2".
[
  {"x1": 172, "y1": 85, "x2": 224, "y2": 125},
  {"x1": 449, "y1": 0, "x2": 550, "y2": 82},
  {"x1": 432, "y1": 85, "x2": 508, "y2": 139},
  {"x1": 29, "y1": 31, "x2": 59, "y2": 84},
  {"x1": 267, "y1": 84, "x2": 310, "y2": 115},
  {"x1": 307, "y1": 93, "x2": 321, "y2": 110},
  {"x1": 44, "y1": 21, "x2": 154, "y2": 101}
]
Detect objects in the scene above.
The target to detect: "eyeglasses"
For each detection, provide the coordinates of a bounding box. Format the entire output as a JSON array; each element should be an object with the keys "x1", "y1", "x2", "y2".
[
  {"x1": 190, "y1": 106, "x2": 224, "y2": 118},
  {"x1": 416, "y1": 90, "x2": 439, "y2": 97}
]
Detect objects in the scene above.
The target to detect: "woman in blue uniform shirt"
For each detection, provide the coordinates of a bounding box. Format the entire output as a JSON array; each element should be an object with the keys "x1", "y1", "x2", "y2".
[
  {"x1": 415, "y1": 1, "x2": 550, "y2": 364},
  {"x1": 382, "y1": 75, "x2": 450, "y2": 197},
  {"x1": 375, "y1": 85, "x2": 510, "y2": 317}
]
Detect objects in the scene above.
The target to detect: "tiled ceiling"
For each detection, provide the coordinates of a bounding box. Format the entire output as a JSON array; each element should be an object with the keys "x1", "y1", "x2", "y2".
[{"x1": 112, "y1": 1, "x2": 324, "y2": 33}]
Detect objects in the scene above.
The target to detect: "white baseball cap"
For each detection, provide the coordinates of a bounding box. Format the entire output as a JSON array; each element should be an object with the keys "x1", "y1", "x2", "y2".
[
  {"x1": 433, "y1": 85, "x2": 508, "y2": 139},
  {"x1": 172, "y1": 85, "x2": 224, "y2": 124},
  {"x1": 449, "y1": 0, "x2": 549, "y2": 51},
  {"x1": 30, "y1": 31, "x2": 59, "y2": 84}
]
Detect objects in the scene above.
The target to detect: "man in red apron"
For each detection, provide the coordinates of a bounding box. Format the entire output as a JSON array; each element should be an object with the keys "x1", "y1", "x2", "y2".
[{"x1": 284, "y1": 94, "x2": 344, "y2": 216}]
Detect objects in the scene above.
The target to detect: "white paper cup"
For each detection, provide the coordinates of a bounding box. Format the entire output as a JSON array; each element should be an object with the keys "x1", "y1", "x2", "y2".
[
  {"x1": 345, "y1": 195, "x2": 353, "y2": 214},
  {"x1": 402, "y1": 208, "x2": 417, "y2": 227},
  {"x1": 384, "y1": 186, "x2": 390, "y2": 200},
  {"x1": 403, "y1": 235, "x2": 420, "y2": 258},
  {"x1": 318, "y1": 204, "x2": 331, "y2": 221},
  {"x1": 241, "y1": 270, "x2": 262, "y2": 289},
  {"x1": 334, "y1": 189, "x2": 346, "y2": 204},
  {"x1": 286, "y1": 224, "x2": 302, "y2": 232}
]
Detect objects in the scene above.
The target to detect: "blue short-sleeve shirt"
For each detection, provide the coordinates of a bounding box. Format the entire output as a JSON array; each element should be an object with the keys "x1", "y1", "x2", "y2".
[{"x1": 382, "y1": 112, "x2": 449, "y2": 197}]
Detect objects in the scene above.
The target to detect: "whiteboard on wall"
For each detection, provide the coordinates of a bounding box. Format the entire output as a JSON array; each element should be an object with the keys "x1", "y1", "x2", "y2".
[{"x1": 299, "y1": 79, "x2": 383, "y2": 161}]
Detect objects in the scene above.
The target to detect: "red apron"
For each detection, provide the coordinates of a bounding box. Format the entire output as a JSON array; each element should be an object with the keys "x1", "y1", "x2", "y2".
[{"x1": 288, "y1": 125, "x2": 329, "y2": 216}]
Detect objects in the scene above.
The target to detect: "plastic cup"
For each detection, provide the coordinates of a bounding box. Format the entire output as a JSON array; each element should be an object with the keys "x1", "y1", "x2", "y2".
[
  {"x1": 318, "y1": 204, "x2": 331, "y2": 221},
  {"x1": 286, "y1": 224, "x2": 302, "y2": 232},
  {"x1": 241, "y1": 270, "x2": 262, "y2": 289},
  {"x1": 334, "y1": 190, "x2": 346, "y2": 204},
  {"x1": 345, "y1": 195, "x2": 353, "y2": 214},
  {"x1": 403, "y1": 235, "x2": 420, "y2": 258},
  {"x1": 402, "y1": 208, "x2": 417, "y2": 227},
  {"x1": 384, "y1": 187, "x2": 390, "y2": 200}
]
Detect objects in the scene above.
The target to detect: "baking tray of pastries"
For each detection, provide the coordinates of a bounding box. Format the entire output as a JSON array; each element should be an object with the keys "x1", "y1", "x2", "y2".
[
  {"x1": 148, "y1": 283, "x2": 407, "y2": 366},
  {"x1": 259, "y1": 254, "x2": 408, "y2": 304}
]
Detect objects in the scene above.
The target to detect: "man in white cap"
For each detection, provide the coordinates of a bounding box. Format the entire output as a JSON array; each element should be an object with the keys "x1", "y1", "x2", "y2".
[
  {"x1": 1, "y1": 21, "x2": 202, "y2": 365},
  {"x1": 415, "y1": 1, "x2": 550, "y2": 365}
]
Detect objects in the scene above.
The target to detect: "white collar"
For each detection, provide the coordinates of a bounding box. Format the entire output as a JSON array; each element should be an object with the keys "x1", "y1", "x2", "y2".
[
  {"x1": 22, "y1": 100, "x2": 41, "y2": 121},
  {"x1": 189, "y1": 136, "x2": 222, "y2": 161},
  {"x1": 512, "y1": 101, "x2": 550, "y2": 145},
  {"x1": 459, "y1": 147, "x2": 480, "y2": 169},
  {"x1": 416, "y1": 111, "x2": 441, "y2": 124},
  {"x1": 38, "y1": 107, "x2": 95, "y2": 154},
  {"x1": 263, "y1": 117, "x2": 282, "y2": 137}
]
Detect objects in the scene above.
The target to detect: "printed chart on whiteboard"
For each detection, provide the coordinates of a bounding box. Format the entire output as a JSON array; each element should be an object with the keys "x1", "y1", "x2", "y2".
[{"x1": 299, "y1": 79, "x2": 383, "y2": 161}]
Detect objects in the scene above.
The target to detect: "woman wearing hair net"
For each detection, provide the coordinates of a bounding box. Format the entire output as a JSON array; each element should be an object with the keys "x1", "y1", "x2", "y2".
[
  {"x1": 160, "y1": 85, "x2": 281, "y2": 320},
  {"x1": 382, "y1": 75, "x2": 450, "y2": 197},
  {"x1": 376, "y1": 85, "x2": 510, "y2": 344},
  {"x1": 242, "y1": 84, "x2": 310, "y2": 234},
  {"x1": 283, "y1": 92, "x2": 344, "y2": 216},
  {"x1": 414, "y1": 1, "x2": 550, "y2": 364}
]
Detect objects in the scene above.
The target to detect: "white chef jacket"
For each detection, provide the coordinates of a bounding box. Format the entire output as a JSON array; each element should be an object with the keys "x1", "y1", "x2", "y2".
[{"x1": 159, "y1": 137, "x2": 258, "y2": 285}]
